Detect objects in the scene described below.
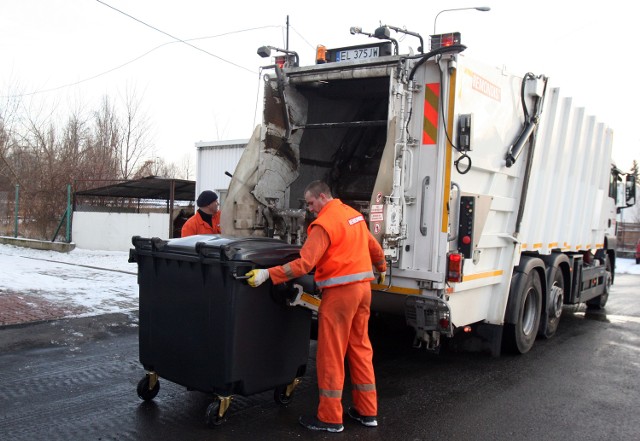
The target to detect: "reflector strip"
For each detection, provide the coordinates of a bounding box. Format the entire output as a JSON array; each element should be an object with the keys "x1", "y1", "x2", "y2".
[
  {"x1": 371, "y1": 284, "x2": 421, "y2": 295},
  {"x1": 422, "y1": 83, "x2": 440, "y2": 144},
  {"x1": 462, "y1": 270, "x2": 504, "y2": 282},
  {"x1": 319, "y1": 389, "x2": 342, "y2": 398}
]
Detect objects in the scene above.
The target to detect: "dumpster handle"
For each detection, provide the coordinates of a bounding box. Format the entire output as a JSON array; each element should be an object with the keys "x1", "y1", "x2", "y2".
[{"x1": 232, "y1": 269, "x2": 252, "y2": 280}]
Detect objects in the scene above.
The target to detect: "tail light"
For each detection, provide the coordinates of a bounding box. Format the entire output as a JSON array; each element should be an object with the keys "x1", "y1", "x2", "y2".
[
  {"x1": 275, "y1": 55, "x2": 287, "y2": 68},
  {"x1": 447, "y1": 252, "x2": 464, "y2": 283}
]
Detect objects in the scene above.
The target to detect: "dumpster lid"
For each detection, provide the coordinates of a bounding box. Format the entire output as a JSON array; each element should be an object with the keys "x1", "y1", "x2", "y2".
[{"x1": 131, "y1": 235, "x2": 301, "y2": 266}]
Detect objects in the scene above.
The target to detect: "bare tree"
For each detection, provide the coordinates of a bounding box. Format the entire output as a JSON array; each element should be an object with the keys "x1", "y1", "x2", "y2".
[
  {"x1": 117, "y1": 86, "x2": 152, "y2": 179},
  {"x1": 0, "y1": 82, "x2": 161, "y2": 239},
  {"x1": 91, "y1": 96, "x2": 120, "y2": 181},
  {"x1": 133, "y1": 157, "x2": 179, "y2": 179},
  {"x1": 179, "y1": 152, "x2": 195, "y2": 180}
]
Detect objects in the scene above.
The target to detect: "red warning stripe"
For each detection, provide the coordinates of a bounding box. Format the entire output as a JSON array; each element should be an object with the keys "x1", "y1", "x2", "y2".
[{"x1": 422, "y1": 83, "x2": 440, "y2": 145}]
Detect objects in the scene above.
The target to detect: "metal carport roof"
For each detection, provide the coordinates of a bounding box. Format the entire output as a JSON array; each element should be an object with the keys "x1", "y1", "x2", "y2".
[{"x1": 74, "y1": 176, "x2": 195, "y2": 201}]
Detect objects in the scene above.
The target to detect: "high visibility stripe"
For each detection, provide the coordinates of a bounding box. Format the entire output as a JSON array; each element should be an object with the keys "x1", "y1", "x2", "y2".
[
  {"x1": 441, "y1": 68, "x2": 457, "y2": 233},
  {"x1": 283, "y1": 263, "x2": 295, "y2": 280},
  {"x1": 370, "y1": 284, "x2": 421, "y2": 295},
  {"x1": 319, "y1": 389, "x2": 342, "y2": 398},
  {"x1": 352, "y1": 383, "x2": 376, "y2": 392},
  {"x1": 422, "y1": 83, "x2": 440, "y2": 144},
  {"x1": 316, "y1": 271, "x2": 374, "y2": 288},
  {"x1": 461, "y1": 270, "x2": 503, "y2": 282}
]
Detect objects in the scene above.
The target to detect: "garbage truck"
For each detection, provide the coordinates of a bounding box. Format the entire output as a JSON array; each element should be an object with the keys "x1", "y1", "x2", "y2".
[{"x1": 220, "y1": 27, "x2": 637, "y2": 356}]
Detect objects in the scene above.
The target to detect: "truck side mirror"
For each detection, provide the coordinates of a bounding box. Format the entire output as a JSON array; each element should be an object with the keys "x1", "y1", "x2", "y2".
[{"x1": 626, "y1": 174, "x2": 637, "y2": 207}]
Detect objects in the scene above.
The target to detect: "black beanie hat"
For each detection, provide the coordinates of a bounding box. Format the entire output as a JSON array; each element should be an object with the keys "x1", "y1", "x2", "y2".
[{"x1": 197, "y1": 190, "x2": 218, "y2": 207}]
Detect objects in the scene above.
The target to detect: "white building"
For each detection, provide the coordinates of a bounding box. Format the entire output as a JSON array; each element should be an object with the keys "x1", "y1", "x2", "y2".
[{"x1": 195, "y1": 139, "x2": 248, "y2": 203}]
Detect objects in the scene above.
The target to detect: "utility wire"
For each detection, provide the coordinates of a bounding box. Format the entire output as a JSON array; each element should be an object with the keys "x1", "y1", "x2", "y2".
[
  {"x1": 289, "y1": 26, "x2": 316, "y2": 51},
  {"x1": 1, "y1": 26, "x2": 281, "y2": 99},
  {"x1": 96, "y1": 0, "x2": 257, "y2": 74}
]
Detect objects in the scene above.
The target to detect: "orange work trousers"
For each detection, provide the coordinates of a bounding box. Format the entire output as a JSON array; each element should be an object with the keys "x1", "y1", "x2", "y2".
[{"x1": 316, "y1": 281, "x2": 377, "y2": 424}]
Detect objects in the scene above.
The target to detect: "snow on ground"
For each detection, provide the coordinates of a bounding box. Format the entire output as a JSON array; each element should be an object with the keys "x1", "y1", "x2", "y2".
[
  {"x1": 0, "y1": 243, "x2": 639, "y2": 320},
  {"x1": 615, "y1": 258, "x2": 640, "y2": 275},
  {"x1": 0, "y1": 243, "x2": 138, "y2": 318}
]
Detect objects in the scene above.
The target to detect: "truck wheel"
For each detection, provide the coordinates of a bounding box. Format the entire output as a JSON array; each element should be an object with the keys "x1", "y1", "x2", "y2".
[
  {"x1": 504, "y1": 270, "x2": 542, "y2": 354},
  {"x1": 540, "y1": 267, "x2": 564, "y2": 339},
  {"x1": 587, "y1": 256, "x2": 611, "y2": 310}
]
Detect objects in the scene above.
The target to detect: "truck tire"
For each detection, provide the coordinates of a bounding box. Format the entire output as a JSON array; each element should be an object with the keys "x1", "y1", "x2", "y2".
[
  {"x1": 540, "y1": 266, "x2": 564, "y2": 339},
  {"x1": 586, "y1": 256, "x2": 611, "y2": 310},
  {"x1": 503, "y1": 270, "x2": 542, "y2": 354}
]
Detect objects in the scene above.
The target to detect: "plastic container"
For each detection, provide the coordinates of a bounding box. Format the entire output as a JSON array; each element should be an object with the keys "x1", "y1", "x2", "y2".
[{"x1": 129, "y1": 234, "x2": 311, "y2": 422}]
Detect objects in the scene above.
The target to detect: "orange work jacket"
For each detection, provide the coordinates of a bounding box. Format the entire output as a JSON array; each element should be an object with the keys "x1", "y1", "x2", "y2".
[
  {"x1": 181, "y1": 210, "x2": 221, "y2": 237},
  {"x1": 311, "y1": 199, "x2": 380, "y2": 288}
]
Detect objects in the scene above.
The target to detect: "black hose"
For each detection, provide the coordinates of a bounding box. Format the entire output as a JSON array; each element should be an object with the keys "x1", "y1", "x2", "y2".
[{"x1": 408, "y1": 44, "x2": 467, "y2": 82}]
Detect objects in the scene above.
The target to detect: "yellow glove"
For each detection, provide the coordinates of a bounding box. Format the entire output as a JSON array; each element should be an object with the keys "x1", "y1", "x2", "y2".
[
  {"x1": 377, "y1": 271, "x2": 386, "y2": 285},
  {"x1": 245, "y1": 269, "x2": 270, "y2": 287}
]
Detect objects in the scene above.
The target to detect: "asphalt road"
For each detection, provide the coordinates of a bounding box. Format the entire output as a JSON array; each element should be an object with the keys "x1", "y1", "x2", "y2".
[{"x1": 1, "y1": 274, "x2": 639, "y2": 441}]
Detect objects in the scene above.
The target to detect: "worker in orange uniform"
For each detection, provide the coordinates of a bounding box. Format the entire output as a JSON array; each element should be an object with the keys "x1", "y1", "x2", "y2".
[
  {"x1": 181, "y1": 190, "x2": 221, "y2": 237},
  {"x1": 245, "y1": 180, "x2": 386, "y2": 433}
]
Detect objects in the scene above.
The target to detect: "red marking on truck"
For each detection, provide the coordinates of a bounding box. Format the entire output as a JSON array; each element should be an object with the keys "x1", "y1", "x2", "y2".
[{"x1": 423, "y1": 83, "x2": 440, "y2": 144}]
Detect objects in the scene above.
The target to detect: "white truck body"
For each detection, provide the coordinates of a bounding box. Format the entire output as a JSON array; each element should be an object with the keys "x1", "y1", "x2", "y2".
[{"x1": 221, "y1": 32, "x2": 636, "y2": 354}]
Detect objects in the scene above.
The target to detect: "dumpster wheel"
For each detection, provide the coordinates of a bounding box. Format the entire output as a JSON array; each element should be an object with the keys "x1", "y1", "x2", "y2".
[
  {"x1": 206, "y1": 396, "x2": 232, "y2": 427},
  {"x1": 274, "y1": 377, "x2": 302, "y2": 406},
  {"x1": 136, "y1": 372, "x2": 160, "y2": 401}
]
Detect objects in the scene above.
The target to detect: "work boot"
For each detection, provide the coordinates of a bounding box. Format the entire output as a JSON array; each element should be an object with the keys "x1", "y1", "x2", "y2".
[
  {"x1": 347, "y1": 407, "x2": 378, "y2": 427},
  {"x1": 298, "y1": 415, "x2": 344, "y2": 432}
]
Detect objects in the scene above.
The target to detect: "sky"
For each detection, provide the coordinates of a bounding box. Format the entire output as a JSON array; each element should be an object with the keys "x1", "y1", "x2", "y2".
[
  {"x1": 0, "y1": 243, "x2": 638, "y2": 322},
  {"x1": 1, "y1": 0, "x2": 638, "y2": 171}
]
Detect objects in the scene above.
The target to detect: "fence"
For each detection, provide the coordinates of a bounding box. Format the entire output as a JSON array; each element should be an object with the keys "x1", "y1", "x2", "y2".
[{"x1": 617, "y1": 222, "x2": 640, "y2": 258}]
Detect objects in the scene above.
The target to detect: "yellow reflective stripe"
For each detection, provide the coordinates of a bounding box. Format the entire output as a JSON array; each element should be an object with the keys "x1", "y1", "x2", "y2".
[
  {"x1": 461, "y1": 270, "x2": 503, "y2": 282},
  {"x1": 370, "y1": 284, "x2": 421, "y2": 295},
  {"x1": 319, "y1": 389, "x2": 342, "y2": 398},
  {"x1": 441, "y1": 68, "x2": 457, "y2": 233},
  {"x1": 352, "y1": 383, "x2": 376, "y2": 392}
]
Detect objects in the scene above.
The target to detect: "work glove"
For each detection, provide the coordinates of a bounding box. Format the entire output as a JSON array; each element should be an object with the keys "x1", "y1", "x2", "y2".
[
  {"x1": 245, "y1": 269, "x2": 270, "y2": 288},
  {"x1": 377, "y1": 271, "x2": 386, "y2": 285}
]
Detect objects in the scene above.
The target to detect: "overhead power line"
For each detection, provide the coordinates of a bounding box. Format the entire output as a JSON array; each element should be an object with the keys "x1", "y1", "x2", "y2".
[
  {"x1": 1, "y1": 26, "x2": 281, "y2": 99},
  {"x1": 96, "y1": 0, "x2": 257, "y2": 74}
]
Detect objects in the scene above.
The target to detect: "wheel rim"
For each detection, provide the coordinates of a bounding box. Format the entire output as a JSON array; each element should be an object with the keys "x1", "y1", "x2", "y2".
[
  {"x1": 551, "y1": 284, "x2": 564, "y2": 319},
  {"x1": 522, "y1": 288, "x2": 536, "y2": 336}
]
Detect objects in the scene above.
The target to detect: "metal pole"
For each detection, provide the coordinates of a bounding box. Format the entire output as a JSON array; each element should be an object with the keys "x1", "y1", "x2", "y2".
[
  {"x1": 13, "y1": 184, "x2": 19, "y2": 238},
  {"x1": 66, "y1": 184, "x2": 71, "y2": 242},
  {"x1": 286, "y1": 15, "x2": 289, "y2": 51},
  {"x1": 433, "y1": 6, "x2": 491, "y2": 35},
  {"x1": 169, "y1": 180, "x2": 175, "y2": 238}
]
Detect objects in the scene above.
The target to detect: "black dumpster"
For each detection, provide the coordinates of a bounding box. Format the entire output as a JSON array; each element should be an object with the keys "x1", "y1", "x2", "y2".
[{"x1": 129, "y1": 235, "x2": 311, "y2": 426}]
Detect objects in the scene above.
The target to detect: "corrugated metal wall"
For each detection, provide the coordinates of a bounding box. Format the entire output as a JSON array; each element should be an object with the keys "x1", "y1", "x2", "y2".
[{"x1": 195, "y1": 139, "x2": 248, "y2": 203}]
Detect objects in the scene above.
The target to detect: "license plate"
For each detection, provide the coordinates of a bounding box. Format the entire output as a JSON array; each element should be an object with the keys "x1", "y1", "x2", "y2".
[{"x1": 335, "y1": 46, "x2": 380, "y2": 62}]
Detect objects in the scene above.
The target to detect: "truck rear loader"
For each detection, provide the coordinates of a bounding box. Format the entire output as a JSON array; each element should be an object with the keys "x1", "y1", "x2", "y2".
[{"x1": 220, "y1": 27, "x2": 637, "y2": 356}]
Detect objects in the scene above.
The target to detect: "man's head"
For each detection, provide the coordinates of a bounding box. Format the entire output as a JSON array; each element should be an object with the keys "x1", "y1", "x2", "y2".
[
  {"x1": 304, "y1": 180, "x2": 333, "y2": 214},
  {"x1": 197, "y1": 190, "x2": 220, "y2": 214}
]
